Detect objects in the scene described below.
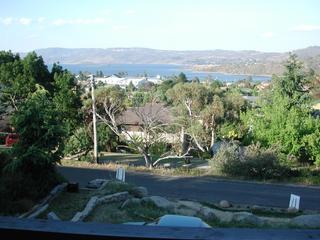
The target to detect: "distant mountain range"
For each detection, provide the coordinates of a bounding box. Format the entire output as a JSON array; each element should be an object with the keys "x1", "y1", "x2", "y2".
[{"x1": 22, "y1": 46, "x2": 320, "y2": 75}]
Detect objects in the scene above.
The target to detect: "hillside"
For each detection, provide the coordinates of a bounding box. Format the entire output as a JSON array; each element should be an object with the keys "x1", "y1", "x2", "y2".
[{"x1": 21, "y1": 46, "x2": 320, "y2": 75}]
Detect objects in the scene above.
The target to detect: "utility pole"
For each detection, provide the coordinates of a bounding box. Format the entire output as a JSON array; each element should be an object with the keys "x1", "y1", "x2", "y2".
[{"x1": 90, "y1": 75, "x2": 98, "y2": 163}]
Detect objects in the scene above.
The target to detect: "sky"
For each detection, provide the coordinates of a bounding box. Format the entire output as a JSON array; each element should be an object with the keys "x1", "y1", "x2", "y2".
[{"x1": 1, "y1": 0, "x2": 320, "y2": 52}]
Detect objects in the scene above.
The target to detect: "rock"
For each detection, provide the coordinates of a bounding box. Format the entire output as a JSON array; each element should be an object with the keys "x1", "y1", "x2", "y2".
[
  {"x1": 199, "y1": 207, "x2": 218, "y2": 220},
  {"x1": 287, "y1": 207, "x2": 299, "y2": 213},
  {"x1": 97, "y1": 192, "x2": 129, "y2": 204},
  {"x1": 260, "y1": 216, "x2": 291, "y2": 227},
  {"x1": 86, "y1": 179, "x2": 108, "y2": 189},
  {"x1": 177, "y1": 200, "x2": 203, "y2": 212},
  {"x1": 252, "y1": 205, "x2": 265, "y2": 211},
  {"x1": 142, "y1": 196, "x2": 176, "y2": 210},
  {"x1": 130, "y1": 187, "x2": 148, "y2": 198},
  {"x1": 71, "y1": 196, "x2": 99, "y2": 222},
  {"x1": 291, "y1": 215, "x2": 320, "y2": 228},
  {"x1": 219, "y1": 200, "x2": 231, "y2": 208},
  {"x1": 232, "y1": 212, "x2": 263, "y2": 226},
  {"x1": 27, "y1": 204, "x2": 49, "y2": 219},
  {"x1": 214, "y1": 210, "x2": 234, "y2": 223},
  {"x1": 121, "y1": 198, "x2": 141, "y2": 209},
  {"x1": 174, "y1": 207, "x2": 198, "y2": 217},
  {"x1": 47, "y1": 211, "x2": 60, "y2": 221}
]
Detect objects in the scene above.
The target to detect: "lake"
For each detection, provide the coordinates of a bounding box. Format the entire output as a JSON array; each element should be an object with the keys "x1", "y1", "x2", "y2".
[{"x1": 59, "y1": 64, "x2": 271, "y2": 82}]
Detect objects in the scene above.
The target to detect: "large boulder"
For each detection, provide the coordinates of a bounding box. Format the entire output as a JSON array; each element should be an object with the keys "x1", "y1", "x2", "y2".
[
  {"x1": 130, "y1": 187, "x2": 148, "y2": 198},
  {"x1": 291, "y1": 215, "x2": 320, "y2": 228},
  {"x1": 142, "y1": 196, "x2": 176, "y2": 210}
]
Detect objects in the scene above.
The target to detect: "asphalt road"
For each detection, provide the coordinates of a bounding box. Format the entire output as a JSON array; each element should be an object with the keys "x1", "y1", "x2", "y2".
[{"x1": 58, "y1": 166, "x2": 320, "y2": 210}]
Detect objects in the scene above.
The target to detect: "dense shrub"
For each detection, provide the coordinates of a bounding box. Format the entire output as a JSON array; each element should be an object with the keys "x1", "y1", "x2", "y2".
[
  {"x1": 210, "y1": 142, "x2": 292, "y2": 180},
  {"x1": 64, "y1": 124, "x2": 119, "y2": 161}
]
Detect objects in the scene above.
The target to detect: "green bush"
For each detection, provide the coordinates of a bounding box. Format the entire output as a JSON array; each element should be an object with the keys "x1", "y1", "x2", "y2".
[{"x1": 211, "y1": 142, "x2": 292, "y2": 180}]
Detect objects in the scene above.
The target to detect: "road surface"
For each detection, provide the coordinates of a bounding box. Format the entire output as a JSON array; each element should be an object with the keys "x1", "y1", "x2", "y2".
[{"x1": 58, "y1": 166, "x2": 320, "y2": 210}]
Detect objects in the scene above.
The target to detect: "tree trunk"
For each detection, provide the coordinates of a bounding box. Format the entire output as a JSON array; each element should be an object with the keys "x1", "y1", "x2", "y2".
[
  {"x1": 210, "y1": 129, "x2": 215, "y2": 150},
  {"x1": 180, "y1": 127, "x2": 188, "y2": 155},
  {"x1": 143, "y1": 153, "x2": 152, "y2": 169}
]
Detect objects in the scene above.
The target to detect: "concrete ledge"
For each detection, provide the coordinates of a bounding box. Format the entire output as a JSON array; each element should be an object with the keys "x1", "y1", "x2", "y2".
[{"x1": 1, "y1": 216, "x2": 320, "y2": 240}]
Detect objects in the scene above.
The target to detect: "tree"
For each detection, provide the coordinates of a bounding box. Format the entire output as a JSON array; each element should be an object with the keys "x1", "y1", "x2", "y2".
[
  {"x1": 52, "y1": 69, "x2": 82, "y2": 136},
  {"x1": 22, "y1": 52, "x2": 52, "y2": 94},
  {"x1": 96, "y1": 70, "x2": 104, "y2": 77},
  {"x1": 5, "y1": 86, "x2": 64, "y2": 199},
  {"x1": 176, "y1": 72, "x2": 188, "y2": 83},
  {"x1": 241, "y1": 55, "x2": 320, "y2": 166},
  {"x1": 0, "y1": 51, "x2": 53, "y2": 111},
  {"x1": 274, "y1": 53, "x2": 310, "y2": 108},
  {"x1": 93, "y1": 86, "x2": 190, "y2": 168},
  {"x1": 0, "y1": 51, "x2": 28, "y2": 111},
  {"x1": 167, "y1": 82, "x2": 218, "y2": 152},
  {"x1": 126, "y1": 81, "x2": 136, "y2": 92}
]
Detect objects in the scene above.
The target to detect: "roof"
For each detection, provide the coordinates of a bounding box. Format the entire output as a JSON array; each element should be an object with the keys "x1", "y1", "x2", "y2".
[{"x1": 118, "y1": 103, "x2": 173, "y2": 126}]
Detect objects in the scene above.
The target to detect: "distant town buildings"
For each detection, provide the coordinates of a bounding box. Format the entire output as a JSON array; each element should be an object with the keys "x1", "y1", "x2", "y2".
[{"x1": 77, "y1": 74, "x2": 163, "y2": 91}]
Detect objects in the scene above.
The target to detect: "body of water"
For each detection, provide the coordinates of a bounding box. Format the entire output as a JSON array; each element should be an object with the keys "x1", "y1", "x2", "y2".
[{"x1": 59, "y1": 64, "x2": 271, "y2": 82}]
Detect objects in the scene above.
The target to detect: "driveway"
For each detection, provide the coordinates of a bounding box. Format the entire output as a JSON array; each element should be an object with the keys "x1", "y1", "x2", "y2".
[{"x1": 58, "y1": 166, "x2": 320, "y2": 210}]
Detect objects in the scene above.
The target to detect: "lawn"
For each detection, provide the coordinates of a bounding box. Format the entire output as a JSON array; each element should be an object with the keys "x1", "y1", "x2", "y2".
[{"x1": 98, "y1": 152, "x2": 209, "y2": 169}]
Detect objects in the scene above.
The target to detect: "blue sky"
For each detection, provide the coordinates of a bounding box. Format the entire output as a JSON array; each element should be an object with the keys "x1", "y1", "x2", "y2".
[{"x1": 1, "y1": 0, "x2": 320, "y2": 52}]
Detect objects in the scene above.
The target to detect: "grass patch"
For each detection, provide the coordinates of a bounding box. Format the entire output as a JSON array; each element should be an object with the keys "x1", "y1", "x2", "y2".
[
  {"x1": 38, "y1": 181, "x2": 136, "y2": 220},
  {"x1": 251, "y1": 209, "x2": 302, "y2": 218},
  {"x1": 201, "y1": 201, "x2": 303, "y2": 218},
  {"x1": 86, "y1": 201, "x2": 169, "y2": 224},
  {"x1": 38, "y1": 190, "x2": 94, "y2": 220}
]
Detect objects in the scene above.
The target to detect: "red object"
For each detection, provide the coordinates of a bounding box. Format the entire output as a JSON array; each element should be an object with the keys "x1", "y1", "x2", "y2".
[{"x1": 5, "y1": 133, "x2": 19, "y2": 147}]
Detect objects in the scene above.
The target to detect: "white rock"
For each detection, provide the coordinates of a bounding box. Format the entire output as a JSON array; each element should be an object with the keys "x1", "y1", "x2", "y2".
[
  {"x1": 71, "y1": 196, "x2": 98, "y2": 222},
  {"x1": 232, "y1": 212, "x2": 263, "y2": 225},
  {"x1": 47, "y1": 211, "x2": 60, "y2": 221},
  {"x1": 97, "y1": 191, "x2": 129, "y2": 204},
  {"x1": 219, "y1": 200, "x2": 231, "y2": 208},
  {"x1": 142, "y1": 196, "x2": 176, "y2": 210},
  {"x1": 177, "y1": 200, "x2": 203, "y2": 212}
]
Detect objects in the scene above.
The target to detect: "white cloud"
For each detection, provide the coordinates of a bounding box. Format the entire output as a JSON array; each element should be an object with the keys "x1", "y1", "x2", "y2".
[
  {"x1": 1, "y1": 17, "x2": 13, "y2": 25},
  {"x1": 290, "y1": 24, "x2": 320, "y2": 32},
  {"x1": 260, "y1": 32, "x2": 275, "y2": 38},
  {"x1": 52, "y1": 18, "x2": 108, "y2": 26},
  {"x1": 112, "y1": 25, "x2": 127, "y2": 31},
  {"x1": 124, "y1": 9, "x2": 136, "y2": 15},
  {"x1": 25, "y1": 34, "x2": 38, "y2": 39},
  {"x1": 101, "y1": 9, "x2": 112, "y2": 15},
  {"x1": 19, "y1": 18, "x2": 31, "y2": 25},
  {"x1": 37, "y1": 17, "x2": 45, "y2": 23}
]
